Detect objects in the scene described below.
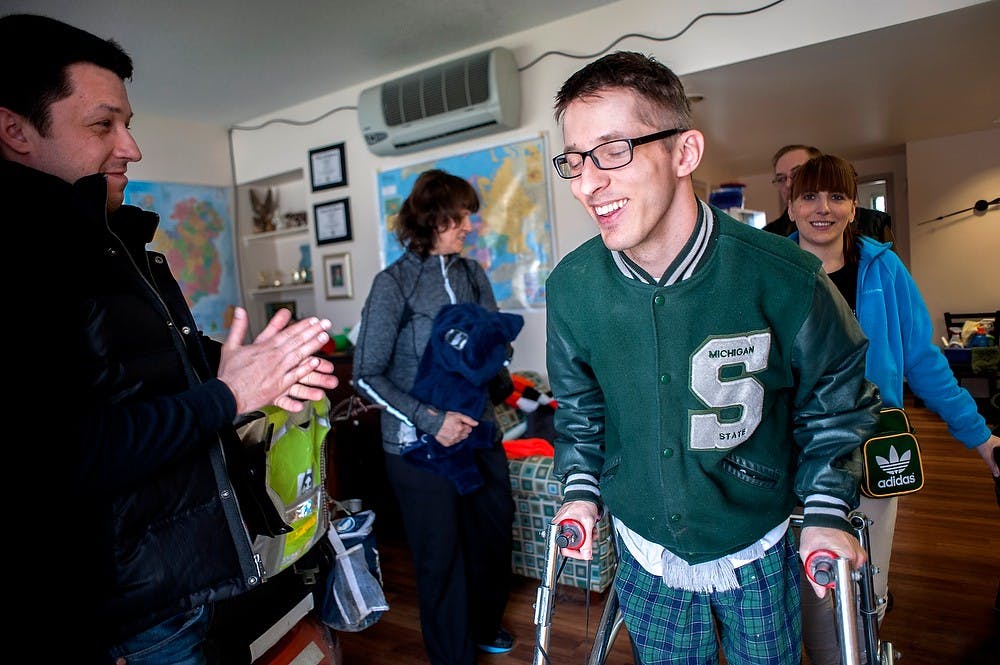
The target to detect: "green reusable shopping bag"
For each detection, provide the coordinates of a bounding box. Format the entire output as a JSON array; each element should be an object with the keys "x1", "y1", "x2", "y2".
[{"x1": 237, "y1": 396, "x2": 332, "y2": 579}]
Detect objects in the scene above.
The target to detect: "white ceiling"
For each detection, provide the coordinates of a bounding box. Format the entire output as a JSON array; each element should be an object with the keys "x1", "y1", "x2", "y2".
[
  {"x1": 6, "y1": 1, "x2": 999, "y2": 178},
  {"x1": 680, "y1": 0, "x2": 1000, "y2": 176},
  {"x1": 6, "y1": 0, "x2": 618, "y2": 123}
]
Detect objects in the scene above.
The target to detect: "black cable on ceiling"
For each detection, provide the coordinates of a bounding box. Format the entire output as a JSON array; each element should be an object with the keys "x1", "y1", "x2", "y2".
[
  {"x1": 518, "y1": 0, "x2": 785, "y2": 71},
  {"x1": 228, "y1": 0, "x2": 786, "y2": 133}
]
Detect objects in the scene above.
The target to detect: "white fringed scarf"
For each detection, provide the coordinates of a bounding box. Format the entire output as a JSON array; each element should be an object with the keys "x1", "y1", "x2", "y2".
[
  {"x1": 659, "y1": 539, "x2": 766, "y2": 592},
  {"x1": 614, "y1": 516, "x2": 789, "y2": 593}
]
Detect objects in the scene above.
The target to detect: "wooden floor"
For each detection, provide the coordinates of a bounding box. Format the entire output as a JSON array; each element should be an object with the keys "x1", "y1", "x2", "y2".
[{"x1": 338, "y1": 396, "x2": 999, "y2": 665}]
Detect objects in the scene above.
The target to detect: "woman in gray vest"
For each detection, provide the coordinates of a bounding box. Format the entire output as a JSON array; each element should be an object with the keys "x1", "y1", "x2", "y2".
[{"x1": 353, "y1": 169, "x2": 516, "y2": 664}]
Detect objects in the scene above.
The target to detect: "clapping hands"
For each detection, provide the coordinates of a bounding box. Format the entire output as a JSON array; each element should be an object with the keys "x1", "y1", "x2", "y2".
[{"x1": 218, "y1": 306, "x2": 340, "y2": 414}]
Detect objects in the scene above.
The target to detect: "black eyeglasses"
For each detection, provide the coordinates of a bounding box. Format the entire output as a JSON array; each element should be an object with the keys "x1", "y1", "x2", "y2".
[
  {"x1": 552, "y1": 128, "x2": 684, "y2": 179},
  {"x1": 771, "y1": 166, "x2": 802, "y2": 187}
]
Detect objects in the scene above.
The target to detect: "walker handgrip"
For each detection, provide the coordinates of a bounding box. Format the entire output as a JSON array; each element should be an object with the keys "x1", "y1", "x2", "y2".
[
  {"x1": 805, "y1": 549, "x2": 838, "y2": 588},
  {"x1": 555, "y1": 519, "x2": 584, "y2": 551}
]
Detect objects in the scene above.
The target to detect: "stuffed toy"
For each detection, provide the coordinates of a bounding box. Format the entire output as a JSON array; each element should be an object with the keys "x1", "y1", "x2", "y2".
[
  {"x1": 505, "y1": 374, "x2": 557, "y2": 413},
  {"x1": 502, "y1": 437, "x2": 554, "y2": 459}
]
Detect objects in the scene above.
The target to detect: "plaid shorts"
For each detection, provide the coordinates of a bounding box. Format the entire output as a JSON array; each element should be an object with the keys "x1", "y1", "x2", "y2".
[{"x1": 615, "y1": 533, "x2": 802, "y2": 665}]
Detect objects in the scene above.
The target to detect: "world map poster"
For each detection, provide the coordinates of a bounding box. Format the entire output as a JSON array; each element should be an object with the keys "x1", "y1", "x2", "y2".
[
  {"x1": 125, "y1": 181, "x2": 238, "y2": 337},
  {"x1": 376, "y1": 135, "x2": 555, "y2": 309}
]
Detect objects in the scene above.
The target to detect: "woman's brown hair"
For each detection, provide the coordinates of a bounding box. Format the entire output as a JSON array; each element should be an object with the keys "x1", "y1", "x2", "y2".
[{"x1": 395, "y1": 169, "x2": 480, "y2": 257}]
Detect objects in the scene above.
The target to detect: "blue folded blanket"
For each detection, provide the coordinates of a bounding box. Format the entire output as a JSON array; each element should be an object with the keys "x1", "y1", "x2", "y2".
[{"x1": 404, "y1": 303, "x2": 524, "y2": 494}]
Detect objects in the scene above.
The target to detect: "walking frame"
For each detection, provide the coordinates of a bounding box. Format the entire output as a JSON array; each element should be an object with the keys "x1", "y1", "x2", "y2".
[{"x1": 532, "y1": 513, "x2": 899, "y2": 665}]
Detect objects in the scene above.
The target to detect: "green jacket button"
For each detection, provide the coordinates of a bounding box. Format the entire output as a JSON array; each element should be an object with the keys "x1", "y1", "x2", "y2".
[
  {"x1": 662, "y1": 448, "x2": 674, "y2": 458},
  {"x1": 670, "y1": 513, "x2": 682, "y2": 523},
  {"x1": 659, "y1": 374, "x2": 670, "y2": 384},
  {"x1": 654, "y1": 295, "x2": 665, "y2": 305}
]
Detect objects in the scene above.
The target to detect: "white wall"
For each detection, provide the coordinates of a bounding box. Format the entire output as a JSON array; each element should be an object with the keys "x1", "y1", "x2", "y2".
[
  {"x1": 907, "y1": 127, "x2": 1000, "y2": 335},
  {"x1": 227, "y1": 0, "x2": 986, "y2": 372},
  {"x1": 130, "y1": 114, "x2": 233, "y2": 187}
]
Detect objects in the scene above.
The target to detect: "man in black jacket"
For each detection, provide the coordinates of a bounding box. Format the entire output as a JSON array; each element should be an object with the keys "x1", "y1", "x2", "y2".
[
  {"x1": 0, "y1": 14, "x2": 338, "y2": 664},
  {"x1": 762, "y1": 144, "x2": 822, "y2": 235}
]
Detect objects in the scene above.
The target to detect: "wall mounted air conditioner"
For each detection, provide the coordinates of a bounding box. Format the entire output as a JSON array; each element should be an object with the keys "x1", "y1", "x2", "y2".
[{"x1": 358, "y1": 47, "x2": 520, "y2": 157}]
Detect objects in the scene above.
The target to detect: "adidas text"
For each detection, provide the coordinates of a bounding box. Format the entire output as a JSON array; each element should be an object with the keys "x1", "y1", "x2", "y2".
[{"x1": 878, "y1": 473, "x2": 916, "y2": 489}]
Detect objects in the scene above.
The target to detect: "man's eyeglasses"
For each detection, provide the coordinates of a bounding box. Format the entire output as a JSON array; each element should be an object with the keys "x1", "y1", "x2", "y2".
[
  {"x1": 552, "y1": 128, "x2": 683, "y2": 180},
  {"x1": 771, "y1": 166, "x2": 802, "y2": 187}
]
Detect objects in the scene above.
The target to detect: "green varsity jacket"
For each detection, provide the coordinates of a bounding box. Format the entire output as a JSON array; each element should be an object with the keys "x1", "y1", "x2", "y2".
[{"x1": 546, "y1": 205, "x2": 881, "y2": 565}]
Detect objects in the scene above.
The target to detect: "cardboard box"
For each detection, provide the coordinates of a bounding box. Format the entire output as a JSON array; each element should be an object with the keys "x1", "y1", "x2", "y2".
[{"x1": 255, "y1": 608, "x2": 342, "y2": 665}]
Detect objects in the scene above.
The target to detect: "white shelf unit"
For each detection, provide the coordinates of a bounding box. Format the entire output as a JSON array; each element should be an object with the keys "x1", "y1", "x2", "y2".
[
  {"x1": 727, "y1": 207, "x2": 767, "y2": 229},
  {"x1": 243, "y1": 226, "x2": 311, "y2": 244},
  {"x1": 246, "y1": 283, "x2": 314, "y2": 298},
  {"x1": 235, "y1": 169, "x2": 316, "y2": 334}
]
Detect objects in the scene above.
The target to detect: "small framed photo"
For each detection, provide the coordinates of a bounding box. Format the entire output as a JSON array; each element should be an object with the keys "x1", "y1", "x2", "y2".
[
  {"x1": 323, "y1": 252, "x2": 353, "y2": 300},
  {"x1": 313, "y1": 198, "x2": 353, "y2": 245},
  {"x1": 309, "y1": 142, "x2": 347, "y2": 191},
  {"x1": 264, "y1": 300, "x2": 297, "y2": 321}
]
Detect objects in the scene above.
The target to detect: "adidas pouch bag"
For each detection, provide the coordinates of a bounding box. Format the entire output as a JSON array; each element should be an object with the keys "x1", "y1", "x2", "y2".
[{"x1": 861, "y1": 408, "x2": 924, "y2": 498}]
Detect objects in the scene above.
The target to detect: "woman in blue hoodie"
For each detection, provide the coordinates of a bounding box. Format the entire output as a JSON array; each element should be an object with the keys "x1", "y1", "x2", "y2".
[{"x1": 788, "y1": 154, "x2": 998, "y2": 664}]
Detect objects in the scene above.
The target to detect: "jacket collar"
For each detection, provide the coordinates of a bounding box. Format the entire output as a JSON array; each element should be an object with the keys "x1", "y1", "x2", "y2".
[
  {"x1": 857, "y1": 234, "x2": 892, "y2": 260},
  {"x1": 612, "y1": 199, "x2": 716, "y2": 286},
  {"x1": 1, "y1": 157, "x2": 74, "y2": 204},
  {"x1": 70, "y1": 173, "x2": 160, "y2": 246},
  {"x1": 3, "y1": 160, "x2": 159, "y2": 249}
]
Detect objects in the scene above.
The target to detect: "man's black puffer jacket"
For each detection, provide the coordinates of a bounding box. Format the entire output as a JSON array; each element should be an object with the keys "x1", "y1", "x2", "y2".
[{"x1": 5, "y1": 159, "x2": 261, "y2": 659}]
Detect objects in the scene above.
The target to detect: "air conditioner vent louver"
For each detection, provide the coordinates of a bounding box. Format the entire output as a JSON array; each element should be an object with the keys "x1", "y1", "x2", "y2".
[{"x1": 359, "y1": 47, "x2": 520, "y2": 156}]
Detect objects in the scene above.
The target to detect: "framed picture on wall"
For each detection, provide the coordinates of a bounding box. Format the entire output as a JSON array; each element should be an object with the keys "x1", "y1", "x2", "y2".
[
  {"x1": 313, "y1": 198, "x2": 352, "y2": 245},
  {"x1": 263, "y1": 300, "x2": 297, "y2": 321},
  {"x1": 309, "y1": 142, "x2": 347, "y2": 191},
  {"x1": 323, "y1": 252, "x2": 353, "y2": 300}
]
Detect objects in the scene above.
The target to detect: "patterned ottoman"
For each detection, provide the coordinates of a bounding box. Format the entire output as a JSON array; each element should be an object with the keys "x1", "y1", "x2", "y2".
[{"x1": 507, "y1": 454, "x2": 617, "y2": 593}]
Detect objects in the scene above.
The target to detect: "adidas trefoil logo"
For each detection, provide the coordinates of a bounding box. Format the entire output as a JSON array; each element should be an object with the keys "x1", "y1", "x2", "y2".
[{"x1": 876, "y1": 446, "x2": 911, "y2": 475}]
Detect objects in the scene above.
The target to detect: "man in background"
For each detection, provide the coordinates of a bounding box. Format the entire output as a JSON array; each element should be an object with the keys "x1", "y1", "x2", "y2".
[
  {"x1": 762, "y1": 144, "x2": 821, "y2": 235},
  {"x1": 763, "y1": 143, "x2": 894, "y2": 244},
  {"x1": 1, "y1": 13, "x2": 337, "y2": 663}
]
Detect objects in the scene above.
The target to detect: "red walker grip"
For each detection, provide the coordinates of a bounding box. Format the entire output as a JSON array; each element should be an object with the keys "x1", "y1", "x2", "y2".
[
  {"x1": 555, "y1": 519, "x2": 585, "y2": 551},
  {"x1": 805, "y1": 549, "x2": 838, "y2": 588}
]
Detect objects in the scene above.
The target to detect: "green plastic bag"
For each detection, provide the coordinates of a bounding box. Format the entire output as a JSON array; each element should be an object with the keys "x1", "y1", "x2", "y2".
[{"x1": 237, "y1": 396, "x2": 332, "y2": 579}]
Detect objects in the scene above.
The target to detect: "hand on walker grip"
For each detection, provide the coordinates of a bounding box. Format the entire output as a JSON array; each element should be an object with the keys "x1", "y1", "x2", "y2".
[
  {"x1": 555, "y1": 519, "x2": 584, "y2": 551},
  {"x1": 805, "y1": 549, "x2": 838, "y2": 588}
]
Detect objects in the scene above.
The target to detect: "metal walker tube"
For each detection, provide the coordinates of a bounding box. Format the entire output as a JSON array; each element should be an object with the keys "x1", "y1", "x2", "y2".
[
  {"x1": 532, "y1": 522, "x2": 564, "y2": 665},
  {"x1": 796, "y1": 512, "x2": 898, "y2": 665},
  {"x1": 851, "y1": 513, "x2": 883, "y2": 664},
  {"x1": 831, "y1": 556, "x2": 862, "y2": 665}
]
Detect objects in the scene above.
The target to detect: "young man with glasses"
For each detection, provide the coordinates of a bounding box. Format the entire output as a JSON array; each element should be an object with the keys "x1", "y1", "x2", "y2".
[{"x1": 545, "y1": 51, "x2": 881, "y2": 664}]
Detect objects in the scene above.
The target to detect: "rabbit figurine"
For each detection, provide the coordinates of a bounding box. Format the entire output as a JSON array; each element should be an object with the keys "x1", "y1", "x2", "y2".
[{"x1": 250, "y1": 187, "x2": 278, "y2": 233}]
